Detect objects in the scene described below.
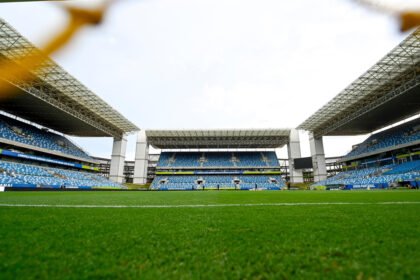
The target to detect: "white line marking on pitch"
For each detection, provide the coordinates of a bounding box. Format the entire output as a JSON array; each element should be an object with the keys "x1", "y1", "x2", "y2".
[{"x1": 0, "y1": 201, "x2": 419, "y2": 208}]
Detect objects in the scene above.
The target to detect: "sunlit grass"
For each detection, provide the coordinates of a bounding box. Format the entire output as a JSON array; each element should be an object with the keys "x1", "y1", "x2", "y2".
[{"x1": 0, "y1": 190, "x2": 419, "y2": 279}]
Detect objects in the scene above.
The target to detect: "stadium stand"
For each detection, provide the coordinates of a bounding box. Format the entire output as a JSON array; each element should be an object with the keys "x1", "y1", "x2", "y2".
[
  {"x1": 312, "y1": 119, "x2": 420, "y2": 189},
  {"x1": 0, "y1": 19, "x2": 140, "y2": 189},
  {"x1": 156, "y1": 151, "x2": 280, "y2": 168},
  {"x1": 344, "y1": 119, "x2": 420, "y2": 159},
  {"x1": 0, "y1": 114, "x2": 92, "y2": 160},
  {"x1": 384, "y1": 160, "x2": 420, "y2": 175},
  {"x1": 152, "y1": 151, "x2": 285, "y2": 190},
  {"x1": 0, "y1": 114, "x2": 126, "y2": 189},
  {"x1": 312, "y1": 159, "x2": 420, "y2": 189},
  {"x1": 151, "y1": 175, "x2": 285, "y2": 190},
  {"x1": 0, "y1": 159, "x2": 124, "y2": 189}
]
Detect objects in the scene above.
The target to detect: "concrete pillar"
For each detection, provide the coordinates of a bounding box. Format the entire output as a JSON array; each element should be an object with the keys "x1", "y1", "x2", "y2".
[
  {"x1": 309, "y1": 132, "x2": 327, "y2": 182},
  {"x1": 133, "y1": 130, "x2": 149, "y2": 185},
  {"x1": 109, "y1": 133, "x2": 127, "y2": 184},
  {"x1": 287, "y1": 129, "x2": 304, "y2": 184}
]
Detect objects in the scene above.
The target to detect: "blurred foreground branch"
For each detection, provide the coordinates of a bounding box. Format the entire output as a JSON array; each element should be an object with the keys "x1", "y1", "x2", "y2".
[
  {"x1": 0, "y1": 1, "x2": 112, "y2": 98},
  {"x1": 354, "y1": 0, "x2": 420, "y2": 31}
]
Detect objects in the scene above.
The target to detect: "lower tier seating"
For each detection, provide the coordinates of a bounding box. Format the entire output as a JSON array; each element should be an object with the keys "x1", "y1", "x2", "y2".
[
  {"x1": 0, "y1": 160, "x2": 124, "y2": 189},
  {"x1": 313, "y1": 160, "x2": 420, "y2": 188},
  {"x1": 150, "y1": 175, "x2": 285, "y2": 190}
]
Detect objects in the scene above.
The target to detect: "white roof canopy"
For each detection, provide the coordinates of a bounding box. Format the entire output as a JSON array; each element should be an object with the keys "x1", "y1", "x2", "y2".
[
  {"x1": 146, "y1": 129, "x2": 291, "y2": 149},
  {"x1": 299, "y1": 28, "x2": 420, "y2": 137},
  {"x1": 0, "y1": 18, "x2": 139, "y2": 137}
]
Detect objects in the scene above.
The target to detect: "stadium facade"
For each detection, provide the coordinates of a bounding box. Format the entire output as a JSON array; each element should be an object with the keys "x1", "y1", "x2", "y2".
[
  {"x1": 0, "y1": 18, "x2": 138, "y2": 189},
  {"x1": 299, "y1": 27, "x2": 420, "y2": 189},
  {"x1": 132, "y1": 129, "x2": 305, "y2": 187},
  {"x1": 95, "y1": 155, "x2": 343, "y2": 184},
  {"x1": 0, "y1": 17, "x2": 419, "y2": 190}
]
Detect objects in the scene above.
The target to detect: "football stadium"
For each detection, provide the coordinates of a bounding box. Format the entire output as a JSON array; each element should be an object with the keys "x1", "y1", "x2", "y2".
[{"x1": 1, "y1": 1, "x2": 420, "y2": 279}]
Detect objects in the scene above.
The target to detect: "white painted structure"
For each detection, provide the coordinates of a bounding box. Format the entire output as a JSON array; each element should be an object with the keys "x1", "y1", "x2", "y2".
[
  {"x1": 109, "y1": 134, "x2": 128, "y2": 184},
  {"x1": 145, "y1": 129, "x2": 290, "y2": 149},
  {"x1": 287, "y1": 129, "x2": 303, "y2": 183},
  {"x1": 133, "y1": 128, "x2": 308, "y2": 184},
  {"x1": 309, "y1": 132, "x2": 327, "y2": 182},
  {"x1": 133, "y1": 130, "x2": 149, "y2": 185}
]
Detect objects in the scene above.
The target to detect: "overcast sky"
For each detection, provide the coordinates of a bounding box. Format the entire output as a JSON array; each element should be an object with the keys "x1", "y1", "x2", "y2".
[{"x1": 0, "y1": 0, "x2": 413, "y2": 160}]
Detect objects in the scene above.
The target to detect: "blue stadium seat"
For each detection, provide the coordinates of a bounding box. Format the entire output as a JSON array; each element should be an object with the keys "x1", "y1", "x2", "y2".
[
  {"x1": 156, "y1": 151, "x2": 280, "y2": 168},
  {"x1": 344, "y1": 119, "x2": 420, "y2": 159},
  {"x1": 313, "y1": 160, "x2": 420, "y2": 187},
  {"x1": 0, "y1": 115, "x2": 92, "y2": 160},
  {"x1": 0, "y1": 160, "x2": 124, "y2": 188},
  {"x1": 151, "y1": 175, "x2": 285, "y2": 190},
  {"x1": 154, "y1": 151, "x2": 283, "y2": 190}
]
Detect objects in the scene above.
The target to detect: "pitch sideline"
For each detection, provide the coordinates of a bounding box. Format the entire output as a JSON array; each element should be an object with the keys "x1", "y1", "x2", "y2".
[{"x1": 0, "y1": 201, "x2": 419, "y2": 208}]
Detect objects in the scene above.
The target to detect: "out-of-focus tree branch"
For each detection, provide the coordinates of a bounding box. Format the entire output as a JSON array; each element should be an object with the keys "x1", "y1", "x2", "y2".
[
  {"x1": 354, "y1": 0, "x2": 420, "y2": 31},
  {"x1": 0, "y1": 1, "x2": 112, "y2": 98}
]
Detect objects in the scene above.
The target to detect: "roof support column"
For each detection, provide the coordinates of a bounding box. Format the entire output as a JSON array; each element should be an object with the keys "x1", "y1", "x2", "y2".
[
  {"x1": 287, "y1": 129, "x2": 303, "y2": 184},
  {"x1": 309, "y1": 132, "x2": 327, "y2": 183},
  {"x1": 109, "y1": 133, "x2": 127, "y2": 184},
  {"x1": 134, "y1": 130, "x2": 149, "y2": 185}
]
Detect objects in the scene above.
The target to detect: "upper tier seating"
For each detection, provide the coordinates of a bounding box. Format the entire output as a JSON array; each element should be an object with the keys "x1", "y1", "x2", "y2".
[
  {"x1": 150, "y1": 175, "x2": 285, "y2": 190},
  {"x1": 313, "y1": 160, "x2": 420, "y2": 187},
  {"x1": 0, "y1": 160, "x2": 123, "y2": 188},
  {"x1": 0, "y1": 114, "x2": 92, "y2": 160},
  {"x1": 156, "y1": 151, "x2": 280, "y2": 168},
  {"x1": 344, "y1": 119, "x2": 420, "y2": 159},
  {"x1": 203, "y1": 152, "x2": 233, "y2": 167}
]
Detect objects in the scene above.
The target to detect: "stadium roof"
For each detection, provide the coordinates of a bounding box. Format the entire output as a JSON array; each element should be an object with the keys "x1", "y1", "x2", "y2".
[
  {"x1": 298, "y1": 28, "x2": 420, "y2": 137},
  {"x1": 146, "y1": 129, "x2": 291, "y2": 149},
  {"x1": 0, "y1": 18, "x2": 139, "y2": 138}
]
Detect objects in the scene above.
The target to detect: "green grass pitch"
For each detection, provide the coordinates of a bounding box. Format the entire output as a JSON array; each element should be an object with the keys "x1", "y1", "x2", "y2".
[{"x1": 1, "y1": 190, "x2": 420, "y2": 279}]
